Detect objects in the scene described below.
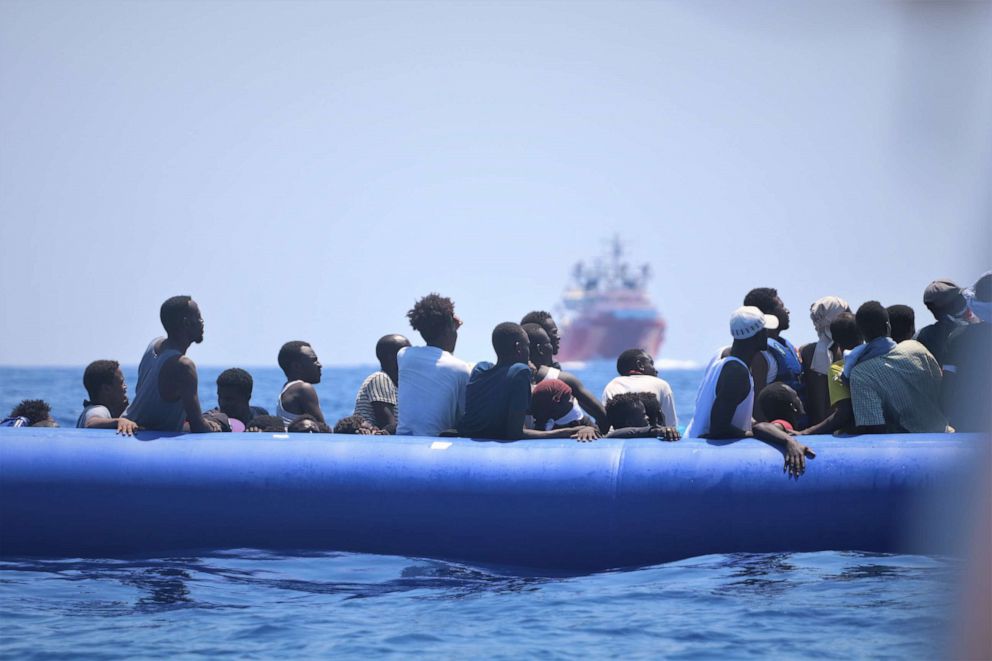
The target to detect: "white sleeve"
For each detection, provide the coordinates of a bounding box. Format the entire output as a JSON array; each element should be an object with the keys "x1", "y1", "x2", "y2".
[
  {"x1": 84, "y1": 405, "x2": 112, "y2": 424},
  {"x1": 660, "y1": 385, "x2": 678, "y2": 428}
]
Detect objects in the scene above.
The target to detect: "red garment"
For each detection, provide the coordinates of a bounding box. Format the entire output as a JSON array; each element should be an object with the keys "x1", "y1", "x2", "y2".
[{"x1": 771, "y1": 419, "x2": 794, "y2": 432}]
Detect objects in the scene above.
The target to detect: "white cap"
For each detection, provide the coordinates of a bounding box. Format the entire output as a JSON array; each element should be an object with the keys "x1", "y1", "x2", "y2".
[{"x1": 730, "y1": 306, "x2": 779, "y2": 339}]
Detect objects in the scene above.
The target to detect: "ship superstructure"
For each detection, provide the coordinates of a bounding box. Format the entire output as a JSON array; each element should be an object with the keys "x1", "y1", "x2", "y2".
[{"x1": 555, "y1": 237, "x2": 666, "y2": 363}]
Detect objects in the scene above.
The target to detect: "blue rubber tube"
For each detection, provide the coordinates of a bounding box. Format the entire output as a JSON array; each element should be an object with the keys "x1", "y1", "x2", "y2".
[{"x1": 0, "y1": 428, "x2": 982, "y2": 571}]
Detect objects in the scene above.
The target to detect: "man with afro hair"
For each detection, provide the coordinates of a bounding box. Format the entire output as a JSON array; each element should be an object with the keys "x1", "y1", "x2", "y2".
[{"x1": 396, "y1": 293, "x2": 472, "y2": 436}]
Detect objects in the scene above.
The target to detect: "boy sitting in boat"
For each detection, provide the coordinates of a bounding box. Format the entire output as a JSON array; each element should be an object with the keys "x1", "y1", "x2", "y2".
[
  {"x1": 458, "y1": 322, "x2": 597, "y2": 441},
  {"x1": 76, "y1": 359, "x2": 138, "y2": 435},
  {"x1": 522, "y1": 323, "x2": 610, "y2": 432},
  {"x1": 395, "y1": 293, "x2": 472, "y2": 437},
  {"x1": 601, "y1": 349, "x2": 678, "y2": 429},
  {"x1": 604, "y1": 392, "x2": 679, "y2": 440},
  {"x1": 276, "y1": 341, "x2": 327, "y2": 427},
  {"x1": 352, "y1": 334, "x2": 410, "y2": 434},
  {"x1": 528, "y1": 379, "x2": 599, "y2": 441},
  {"x1": 122, "y1": 295, "x2": 217, "y2": 433}
]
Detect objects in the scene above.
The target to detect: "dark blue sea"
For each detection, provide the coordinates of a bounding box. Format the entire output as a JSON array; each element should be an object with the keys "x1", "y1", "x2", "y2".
[{"x1": 0, "y1": 365, "x2": 960, "y2": 658}]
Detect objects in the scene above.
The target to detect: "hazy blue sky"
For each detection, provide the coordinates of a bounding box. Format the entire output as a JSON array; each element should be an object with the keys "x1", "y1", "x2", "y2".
[{"x1": 1, "y1": 1, "x2": 989, "y2": 368}]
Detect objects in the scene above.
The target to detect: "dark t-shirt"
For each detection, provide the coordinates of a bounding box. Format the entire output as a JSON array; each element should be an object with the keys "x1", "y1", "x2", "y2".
[
  {"x1": 458, "y1": 362, "x2": 532, "y2": 440},
  {"x1": 942, "y1": 322, "x2": 991, "y2": 432},
  {"x1": 917, "y1": 319, "x2": 956, "y2": 366}
]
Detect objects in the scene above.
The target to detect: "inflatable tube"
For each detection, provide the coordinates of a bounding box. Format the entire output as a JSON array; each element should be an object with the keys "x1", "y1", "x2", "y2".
[{"x1": 0, "y1": 428, "x2": 983, "y2": 571}]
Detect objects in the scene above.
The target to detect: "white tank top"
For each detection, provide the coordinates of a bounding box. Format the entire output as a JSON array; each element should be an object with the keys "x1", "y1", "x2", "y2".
[
  {"x1": 685, "y1": 356, "x2": 754, "y2": 438},
  {"x1": 276, "y1": 380, "x2": 305, "y2": 426}
]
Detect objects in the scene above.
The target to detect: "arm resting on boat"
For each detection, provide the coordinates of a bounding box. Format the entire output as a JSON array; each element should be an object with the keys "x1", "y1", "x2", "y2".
[
  {"x1": 371, "y1": 401, "x2": 397, "y2": 433},
  {"x1": 176, "y1": 357, "x2": 212, "y2": 433},
  {"x1": 559, "y1": 371, "x2": 610, "y2": 432},
  {"x1": 84, "y1": 417, "x2": 140, "y2": 436}
]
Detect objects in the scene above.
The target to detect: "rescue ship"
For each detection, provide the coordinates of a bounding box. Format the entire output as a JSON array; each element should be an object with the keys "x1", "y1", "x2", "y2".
[{"x1": 556, "y1": 236, "x2": 667, "y2": 363}]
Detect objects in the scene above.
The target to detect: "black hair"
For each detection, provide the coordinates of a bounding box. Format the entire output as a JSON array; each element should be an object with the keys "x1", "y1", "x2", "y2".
[
  {"x1": 375, "y1": 334, "x2": 409, "y2": 364},
  {"x1": 521, "y1": 322, "x2": 548, "y2": 343},
  {"x1": 605, "y1": 392, "x2": 647, "y2": 430},
  {"x1": 288, "y1": 414, "x2": 330, "y2": 433},
  {"x1": 616, "y1": 349, "x2": 647, "y2": 375},
  {"x1": 521, "y1": 311, "x2": 553, "y2": 326},
  {"x1": 10, "y1": 399, "x2": 51, "y2": 425},
  {"x1": 248, "y1": 415, "x2": 285, "y2": 432},
  {"x1": 636, "y1": 391, "x2": 665, "y2": 426},
  {"x1": 278, "y1": 341, "x2": 312, "y2": 374},
  {"x1": 160, "y1": 295, "x2": 193, "y2": 334},
  {"x1": 855, "y1": 301, "x2": 889, "y2": 340},
  {"x1": 975, "y1": 273, "x2": 992, "y2": 302},
  {"x1": 830, "y1": 312, "x2": 863, "y2": 351},
  {"x1": 333, "y1": 415, "x2": 371, "y2": 434},
  {"x1": 492, "y1": 322, "x2": 525, "y2": 358},
  {"x1": 743, "y1": 288, "x2": 779, "y2": 315},
  {"x1": 407, "y1": 293, "x2": 457, "y2": 341},
  {"x1": 83, "y1": 360, "x2": 119, "y2": 401},
  {"x1": 886, "y1": 305, "x2": 915, "y2": 343},
  {"x1": 217, "y1": 368, "x2": 253, "y2": 398},
  {"x1": 756, "y1": 383, "x2": 800, "y2": 425}
]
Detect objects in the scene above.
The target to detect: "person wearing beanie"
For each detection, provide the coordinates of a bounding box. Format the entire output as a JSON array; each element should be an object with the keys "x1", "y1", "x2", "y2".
[
  {"x1": 917, "y1": 279, "x2": 974, "y2": 365},
  {"x1": 941, "y1": 271, "x2": 992, "y2": 433}
]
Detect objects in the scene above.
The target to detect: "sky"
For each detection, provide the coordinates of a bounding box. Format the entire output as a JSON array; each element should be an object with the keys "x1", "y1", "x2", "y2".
[{"x1": 1, "y1": 0, "x2": 989, "y2": 368}]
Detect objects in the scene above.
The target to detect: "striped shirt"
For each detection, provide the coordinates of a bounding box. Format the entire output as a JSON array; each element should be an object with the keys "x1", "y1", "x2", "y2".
[
  {"x1": 850, "y1": 340, "x2": 946, "y2": 433},
  {"x1": 353, "y1": 371, "x2": 397, "y2": 426}
]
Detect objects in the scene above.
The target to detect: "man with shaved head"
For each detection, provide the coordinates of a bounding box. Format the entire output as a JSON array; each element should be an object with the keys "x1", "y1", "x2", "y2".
[
  {"x1": 459, "y1": 322, "x2": 598, "y2": 441},
  {"x1": 353, "y1": 333, "x2": 411, "y2": 433},
  {"x1": 523, "y1": 322, "x2": 609, "y2": 432}
]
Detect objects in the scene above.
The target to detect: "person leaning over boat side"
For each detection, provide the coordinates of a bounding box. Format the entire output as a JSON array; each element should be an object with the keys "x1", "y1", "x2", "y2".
[
  {"x1": 917, "y1": 279, "x2": 974, "y2": 365},
  {"x1": 75, "y1": 360, "x2": 139, "y2": 435},
  {"x1": 246, "y1": 415, "x2": 286, "y2": 432},
  {"x1": 849, "y1": 301, "x2": 948, "y2": 434},
  {"x1": 276, "y1": 341, "x2": 326, "y2": 427},
  {"x1": 604, "y1": 392, "x2": 679, "y2": 440},
  {"x1": 458, "y1": 322, "x2": 597, "y2": 441},
  {"x1": 333, "y1": 414, "x2": 385, "y2": 435},
  {"x1": 742, "y1": 288, "x2": 805, "y2": 416},
  {"x1": 395, "y1": 293, "x2": 472, "y2": 437},
  {"x1": 601, "y1": 349, "x2": 678, "y2": 429},
  {"x1": 797, "y1": 312, "x2": 862, "y2": 436},
  {"x1": 122, "y1": 295, "x2": 217, "y2": 433},
  {"x1": 288, "y1": 414, "x2": 331, "y2": 433},
  {"x1": 523, "y1": 323, "x2": 610, "y2": 432},
  {"x1": 529, "y1": 379, "x2": 600, "y2": 440},
  {"x1": 521, "y1": 310, "x2": 562, "y2": 369},
  {"x1": 798, "y1": 296, "x2": 850, "y2": 426},
  {"x1": 756, "y1": 384, "x2": 805, "y2": 434},
  {"x1": 1, "y1": 399, "x2": 58, "y2": 427},
  {"x1": 887, "y1": 305, "x2": 916, "y2": 343},
  {"x1": 353, "y1": 334, "x2": 410, "y2": 434},
  {"x1": 203, "y1": 368, "x2": 269, "y2": 432},
  {"x1": 685, "y1": 306, "x2": 815, "y2": 478},
  {"x1": 941, "y1": 271, "x2": 992, "y2": 433}
]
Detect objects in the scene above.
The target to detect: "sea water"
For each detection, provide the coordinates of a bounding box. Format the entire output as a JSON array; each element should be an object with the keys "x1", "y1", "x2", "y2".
[{"x1": 0, "y1": 365, "x2": 959, "y2": 658}]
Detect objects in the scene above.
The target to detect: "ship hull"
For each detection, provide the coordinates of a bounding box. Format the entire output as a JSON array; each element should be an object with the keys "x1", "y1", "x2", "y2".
[{"x1": 558, "y1": 315, "x2": 666, "y2": 362}]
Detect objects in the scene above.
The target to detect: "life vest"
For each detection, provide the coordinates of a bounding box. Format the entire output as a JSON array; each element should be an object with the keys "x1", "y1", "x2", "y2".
[{"x1": 767, "y1": 336, "x2": 804, "y2": 396}]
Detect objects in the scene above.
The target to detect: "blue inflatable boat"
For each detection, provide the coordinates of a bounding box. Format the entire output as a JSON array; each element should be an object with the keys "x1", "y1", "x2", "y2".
[{"x1": 0, "y1": 428, "x2": 983, "y2": 571}]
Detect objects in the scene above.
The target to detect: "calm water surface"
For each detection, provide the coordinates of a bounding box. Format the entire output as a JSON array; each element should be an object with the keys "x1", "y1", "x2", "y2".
[{"x1": 0, "y1": 366, "x2": 959, "y2": 658}]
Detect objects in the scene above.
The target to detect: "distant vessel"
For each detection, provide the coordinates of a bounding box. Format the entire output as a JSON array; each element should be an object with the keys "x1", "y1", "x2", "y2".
[{"x1": 556, "y1": 236, "x2": 667, "y2": 363}]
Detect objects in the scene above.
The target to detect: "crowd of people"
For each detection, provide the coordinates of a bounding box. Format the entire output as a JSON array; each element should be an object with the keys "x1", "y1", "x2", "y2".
[{"x1": 3, "y1": 271, "x2": 989, "y2": 479}]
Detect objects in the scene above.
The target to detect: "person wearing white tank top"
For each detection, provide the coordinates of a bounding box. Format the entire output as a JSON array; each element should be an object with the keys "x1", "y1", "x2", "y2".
[
  {"x1": 686, "y1": 306, "x2": 817, "y2": 479},
  {"x1": 276, "y1": 341, "x2": 326, "y2": 426}
]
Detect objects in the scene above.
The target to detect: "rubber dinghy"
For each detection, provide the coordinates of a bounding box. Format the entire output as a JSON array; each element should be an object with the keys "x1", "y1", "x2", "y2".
[{"x1": 0, "y1": 428, "x2": 983, "y2": 571}]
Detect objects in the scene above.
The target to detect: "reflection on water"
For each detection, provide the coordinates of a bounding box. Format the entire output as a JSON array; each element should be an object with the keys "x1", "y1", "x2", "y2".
[{"x1": 0, "y1": 551, "x2": 957, "y2": 658}]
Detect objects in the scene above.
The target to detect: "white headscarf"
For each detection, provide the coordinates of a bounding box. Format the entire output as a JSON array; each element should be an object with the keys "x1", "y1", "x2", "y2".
[{"x1": 809, "y1": 296, "x2": 850, "y2": 375}]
